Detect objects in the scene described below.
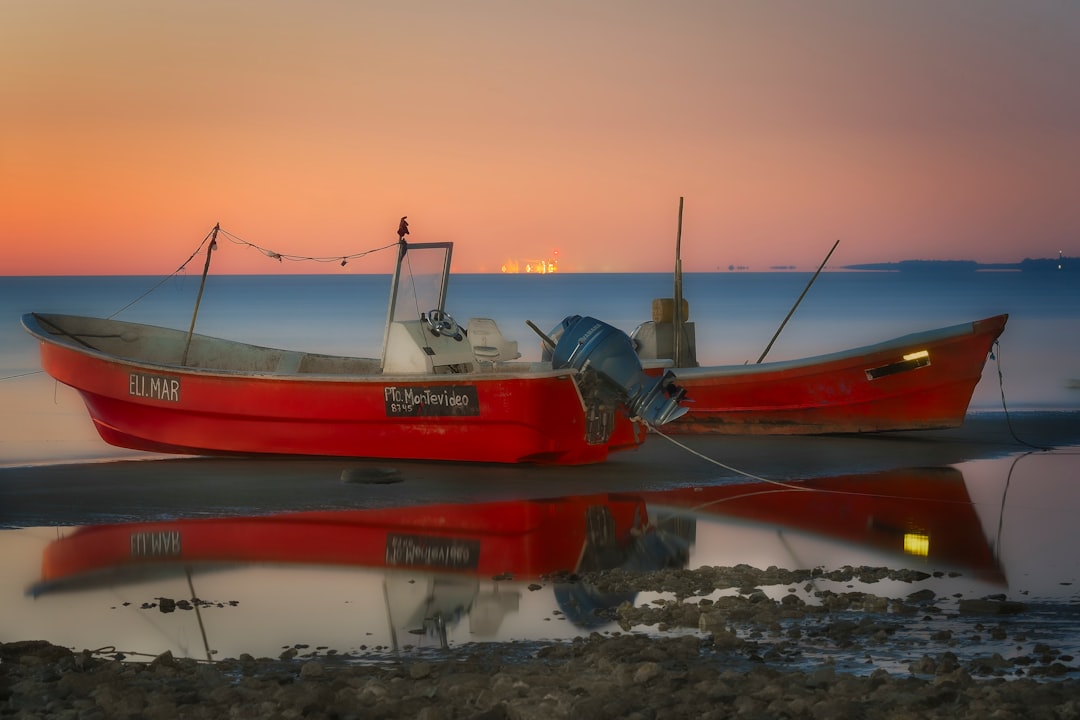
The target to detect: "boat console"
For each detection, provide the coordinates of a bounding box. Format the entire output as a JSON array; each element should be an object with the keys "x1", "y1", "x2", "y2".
[{"x1": 382, "y1": 318, "x2": 477, "y2": 375}]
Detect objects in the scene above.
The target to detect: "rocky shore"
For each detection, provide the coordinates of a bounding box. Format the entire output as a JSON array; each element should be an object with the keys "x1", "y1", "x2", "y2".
[
  {"x1": 5, "y1": 564, "x2": 1080, "y2": 719},
  {"x1": 4, "y1": 634, "x2": 1080, "y2": 720}
]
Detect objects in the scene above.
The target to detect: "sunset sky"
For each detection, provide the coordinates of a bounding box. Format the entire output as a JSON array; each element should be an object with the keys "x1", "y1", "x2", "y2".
[{"x1": 3, "y1": 1, "x2": 1078, "y2": 275}]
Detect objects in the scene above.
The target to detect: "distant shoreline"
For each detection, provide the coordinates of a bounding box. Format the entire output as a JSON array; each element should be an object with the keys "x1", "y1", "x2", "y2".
[{"x1": 842, "y1": 257, "x2": 1075, "y2": 273}]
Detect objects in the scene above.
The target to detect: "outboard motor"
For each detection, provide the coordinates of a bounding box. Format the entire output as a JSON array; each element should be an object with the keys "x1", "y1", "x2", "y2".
[{"x1": 551, "y1": 315, "x2": 687, "y2": 427}]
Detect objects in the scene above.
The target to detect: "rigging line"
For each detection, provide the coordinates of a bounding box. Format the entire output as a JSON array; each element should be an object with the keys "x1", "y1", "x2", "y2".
[
  {"x1": 106, "y1": 227, "x2": 397, "y2": 319},
  {"x1": 108, "y1": 227, "x2": 217, "y2": 320},
  {"x1": 216, "y1": 228, "x2": 399, "y2": 264},
  {"x1": 993, "y1": 339, "x2": 1053, "y2": 451}
]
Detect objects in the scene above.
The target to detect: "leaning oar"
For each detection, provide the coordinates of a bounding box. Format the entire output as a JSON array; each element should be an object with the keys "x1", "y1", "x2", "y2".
[{"x1": 756, "y1": 239, "x2": 839, "y2": 364}]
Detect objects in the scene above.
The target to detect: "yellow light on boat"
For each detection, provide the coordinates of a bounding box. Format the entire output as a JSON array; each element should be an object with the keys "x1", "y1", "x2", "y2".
[
  {"x1": 903, "y1": 532, "x2": 930, "y2": 558},
  {"x1": 903, "y1": 350, "x2": 930, "y2": 362}
]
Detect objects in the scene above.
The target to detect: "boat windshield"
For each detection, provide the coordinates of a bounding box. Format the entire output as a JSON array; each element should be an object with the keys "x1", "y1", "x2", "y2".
[
  {"x1": 381, "y1": 241, "x2": 454, "y2": 363},
  {"x1": 388, "y1": 241, "x2": 453, "y2": 324}
]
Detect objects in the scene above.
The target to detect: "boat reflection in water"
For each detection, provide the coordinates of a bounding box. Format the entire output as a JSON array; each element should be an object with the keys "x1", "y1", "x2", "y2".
[{"x1": 26, "y1": 465, "x2": 1001, "y2": 659}]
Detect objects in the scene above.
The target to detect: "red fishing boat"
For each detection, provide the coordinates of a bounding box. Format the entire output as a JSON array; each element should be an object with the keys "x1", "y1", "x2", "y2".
[
  {"x1": 635, "y1": 312, "x2": 1007, "y2": 434},
  {"x1": 627, "y1": 203, "x2": 1008, "y2": 435},
  {"x1": 22, "y1": 237, "x2": 685, "y2": 465}
]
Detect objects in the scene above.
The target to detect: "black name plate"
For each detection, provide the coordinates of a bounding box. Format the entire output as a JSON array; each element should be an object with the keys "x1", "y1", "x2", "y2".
[{"x1": 384, "y1": 385, "x2": 480, "y2": 417}]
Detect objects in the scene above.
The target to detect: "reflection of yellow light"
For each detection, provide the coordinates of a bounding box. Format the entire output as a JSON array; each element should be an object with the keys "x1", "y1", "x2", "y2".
[
  {"x1": 903, "y1": 350, "x2": 930, "y2": 362},
  {"x1": 904, "y1": 532, "x2": 930, "y2": 557}
]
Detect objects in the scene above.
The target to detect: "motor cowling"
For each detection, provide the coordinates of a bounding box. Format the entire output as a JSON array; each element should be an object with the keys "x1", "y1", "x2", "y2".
[{"x1": 550, "y1": 315, "x2": 687, "y2": 427}]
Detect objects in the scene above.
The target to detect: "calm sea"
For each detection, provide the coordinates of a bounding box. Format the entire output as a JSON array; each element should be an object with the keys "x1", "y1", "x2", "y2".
[
  {"x1": 2, "y1": 269, "x2": 1078, "y2": 411},
  {"x1": 3, "y1": 270, "x2": 1080, "y2": 671}
]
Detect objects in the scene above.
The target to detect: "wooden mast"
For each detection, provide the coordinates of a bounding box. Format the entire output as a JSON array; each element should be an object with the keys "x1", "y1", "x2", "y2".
[
  {"x1": 181, "y1": 224, "x2": 219, "y2": 366},
  {"x1": 673, "y1": 197, "x2": 685, "y2": 368}
]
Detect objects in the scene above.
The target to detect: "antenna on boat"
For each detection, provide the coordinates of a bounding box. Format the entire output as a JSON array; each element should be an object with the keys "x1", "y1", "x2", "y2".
[
  {"x1": 673, "y1": 197, "x2": 685, "y2": 368},
  {"x1": 756, "y1": 238, "x2": 839, "y2": 364},
  {"x1": 181, "y1": 224, "x2": 220, "y2": 366}
]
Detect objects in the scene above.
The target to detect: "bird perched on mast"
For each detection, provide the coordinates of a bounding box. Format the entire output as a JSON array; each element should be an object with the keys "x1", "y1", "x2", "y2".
[{"x1": 397, "y1": 216, "x2": 409, "y2": 241}]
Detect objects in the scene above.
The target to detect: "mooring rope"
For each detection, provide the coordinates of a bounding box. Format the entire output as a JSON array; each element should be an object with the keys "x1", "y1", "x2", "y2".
[{"x1": 991, "y1": 339, "x2": 1053, "y2": 451}]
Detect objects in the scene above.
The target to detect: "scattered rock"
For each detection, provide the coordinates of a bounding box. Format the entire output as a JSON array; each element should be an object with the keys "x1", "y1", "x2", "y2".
[{"x1": 4, "y1": 563, "x2": 1078, "y2": 719}]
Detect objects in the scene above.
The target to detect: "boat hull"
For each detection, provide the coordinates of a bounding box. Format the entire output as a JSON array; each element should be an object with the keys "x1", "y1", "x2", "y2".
[
  {"x1": 657, "y1": 315, "x2": 1007, "y2": 435},
  {"x1": 25, "y1": 315, "x2": 644, "y2": 465}
]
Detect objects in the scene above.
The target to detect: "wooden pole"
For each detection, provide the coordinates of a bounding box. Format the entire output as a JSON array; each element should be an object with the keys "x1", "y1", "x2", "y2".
[
  {"x1": 756, "y1": 238, "x2": 839, "y2": 364},
  {"x1": 181, "y1": 224, "x2": 220, "y2": 366},
  {"x1": 673, "y1": 197, "x2": 685, "y2": 368}
]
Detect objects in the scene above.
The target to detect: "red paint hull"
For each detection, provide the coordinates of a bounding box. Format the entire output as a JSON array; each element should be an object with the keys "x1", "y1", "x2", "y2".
[
  {"x1": 660, "y1": 315, "x2": 1007, "y2": 434},
  {"x1": 25, "y1": 315, "x2": 644, "y2": 465}
]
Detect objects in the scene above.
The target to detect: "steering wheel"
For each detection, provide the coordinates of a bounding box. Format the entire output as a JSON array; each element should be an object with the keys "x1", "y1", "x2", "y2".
[{"x1": 426, "y1": 309, "x2": 462, "y2": 340}]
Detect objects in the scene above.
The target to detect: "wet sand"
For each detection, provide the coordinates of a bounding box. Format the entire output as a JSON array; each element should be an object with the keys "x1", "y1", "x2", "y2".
[{"x1": 3, "y1": 410, "x2": 1080, "y2": 528}]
